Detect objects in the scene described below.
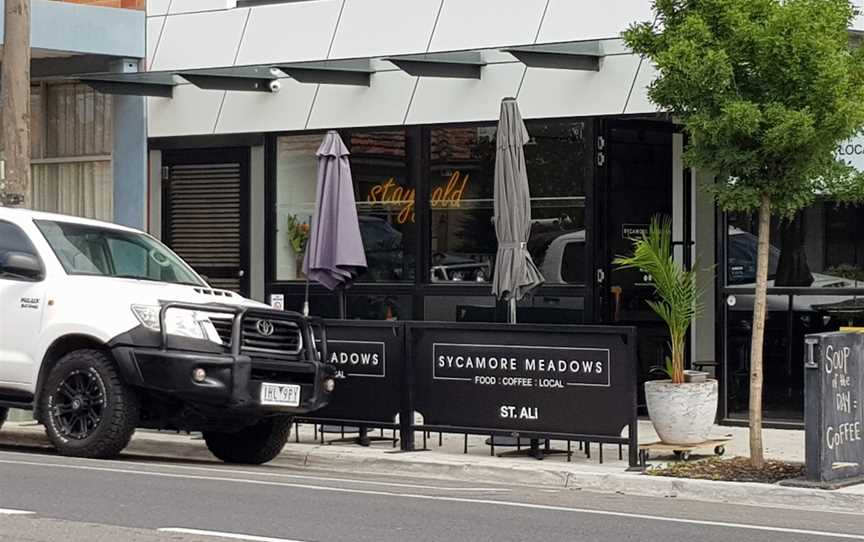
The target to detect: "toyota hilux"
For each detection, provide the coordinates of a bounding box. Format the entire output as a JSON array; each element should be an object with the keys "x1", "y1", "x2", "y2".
[{"x1": 0, "y1": 208, "x2": 334, "y2": 464}]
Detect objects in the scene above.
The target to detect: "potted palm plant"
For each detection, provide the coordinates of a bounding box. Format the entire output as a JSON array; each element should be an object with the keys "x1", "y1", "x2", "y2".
[{"x1": 614, "y1": 216, "x2": 718, "y2": 445}]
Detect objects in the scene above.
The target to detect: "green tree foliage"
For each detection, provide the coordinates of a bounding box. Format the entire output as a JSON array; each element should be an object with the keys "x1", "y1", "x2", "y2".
[
  {"x1": 624, "y1": 0, "x2": 864, "y2": 467},
  {"x1": 625, "y1": 0, "x2": 864, "y2": 214}
]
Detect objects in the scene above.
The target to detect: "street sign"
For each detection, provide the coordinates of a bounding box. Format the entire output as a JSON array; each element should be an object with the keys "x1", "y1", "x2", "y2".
[
  {"x1": 269, "y1": 293, "x2": 284, "y2": 311},
  {"x1": 804, "y1": 332, "x2": 864, "y2": 486}
]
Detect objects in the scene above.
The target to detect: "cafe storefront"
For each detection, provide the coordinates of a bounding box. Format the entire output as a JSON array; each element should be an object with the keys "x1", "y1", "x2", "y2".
[
  {"x1": 265, "y1": 119, "x2": 681, "y2": 411},
  {"x1": 85, "y1": 0, "x2": 864, "y2": 427}
]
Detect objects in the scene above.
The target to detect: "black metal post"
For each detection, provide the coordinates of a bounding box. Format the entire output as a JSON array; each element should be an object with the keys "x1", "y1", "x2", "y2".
[{"x1": 399, "y1": 323, "x2": 415, "y2": 451}]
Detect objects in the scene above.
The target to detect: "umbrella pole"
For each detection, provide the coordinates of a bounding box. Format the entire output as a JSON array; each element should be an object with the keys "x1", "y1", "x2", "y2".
[
  {"x1": 302, "y1": 275, "x2": 310, "y2": 317},
  {"x1": 509, "y1": 297, "x2": 517, "y2": 324},
  {"x1": 337, "y1": 287, "x2": 346, "y2": 319}
]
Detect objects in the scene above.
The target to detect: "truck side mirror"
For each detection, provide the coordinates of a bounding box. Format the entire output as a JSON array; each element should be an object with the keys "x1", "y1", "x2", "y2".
[{"x1": 0, "y1": 251, "x2": 44, "y2": 281}]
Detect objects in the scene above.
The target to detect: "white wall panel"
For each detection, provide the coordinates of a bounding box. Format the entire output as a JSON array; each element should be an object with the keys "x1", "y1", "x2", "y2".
[
  {"x1": 216, "y1": 80, "x2": 317, "y2": 134},
  {"x1": 329, "y1": 0, "x2": 441, "y2": 60},
  {"x1": 406, "y1": 63, "x2": 524, "y2": 125},
  {"x1": 148, "y1": 86, "x2": 224, "y2": 137},
  {"x1": 623, "y1": 61, "x2": 659, "y2": 114},
  {"x1": 146, "y1": 0, "x2": 170, "y2": 17},
  {"x1": 429, "y1": 0, "x2": 547, "y2": 52},
  {"x1": 168, "y1": 0, "x2": 237, "y2": 15},
  {"x1": 146, "y1": 16, "x2": 166, "y2": 68},
  {"x1": 149, "y1": 9, "x2": 249, "y2": 71},
  {"x1": 517, "y1": 55, "x2": 642, "y2": 119},
  {"x1": 235, "y1": 0, "x2": 342, "y2": 66},
  {"x1": 537, "y1": 0, "x2": 653, "y2": 43},
  {"x1": 307, "y1": 71, "x2": 416, "y2": 129},
  {"x1": 854, "y1": 2, "x2": 864, "y2": 31}
]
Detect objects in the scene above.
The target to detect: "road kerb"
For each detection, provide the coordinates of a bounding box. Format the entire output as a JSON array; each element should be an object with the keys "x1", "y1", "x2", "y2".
[{"x1": 2, "y1": 423, "x2": 863, "y2": 514}]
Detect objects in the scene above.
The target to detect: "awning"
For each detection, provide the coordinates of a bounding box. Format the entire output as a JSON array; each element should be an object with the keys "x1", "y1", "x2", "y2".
[
  {"x1": 385, "y1": 51, "x2": 485, "y2": 79},
  {"x1": 502, "y1": 42, "x2": 606, "y2": 71},
  {"x1": 75, "y1": 40, "x2": 613, "y2": 98}
]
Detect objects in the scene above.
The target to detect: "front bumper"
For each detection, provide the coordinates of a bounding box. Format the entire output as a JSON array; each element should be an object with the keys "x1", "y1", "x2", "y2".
[{"x1": 112, "y1": 346, "x2": 334, "y2": 414}]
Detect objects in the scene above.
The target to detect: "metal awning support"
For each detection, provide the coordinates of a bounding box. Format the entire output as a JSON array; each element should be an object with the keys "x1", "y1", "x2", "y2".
[
  {"x1": 79, "y1": 72, "x2": 177, "y2": 97},
  {"x1": 274, "y1": 59, "x2": 373, "y2": 86},
  {"x1": 178, "y1": 66, "x2": 281, "y2": 92},
  {"x1": 385, "y1": 52, "x2": 485, "y2": 79},
  {"x1": 502, "y1": 42, "x2": 605, "y2": 71}
]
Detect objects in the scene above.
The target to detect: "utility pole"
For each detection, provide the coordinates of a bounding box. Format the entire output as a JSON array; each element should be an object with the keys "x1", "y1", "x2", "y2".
[{"x1": 0, "y1": 0, "x2": 31, "y2": 208}]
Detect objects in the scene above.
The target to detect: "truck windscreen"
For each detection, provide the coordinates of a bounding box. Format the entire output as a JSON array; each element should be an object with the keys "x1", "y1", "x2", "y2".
[{"x1": 34, "y1": 219, "x2": 206, "y2": 287}]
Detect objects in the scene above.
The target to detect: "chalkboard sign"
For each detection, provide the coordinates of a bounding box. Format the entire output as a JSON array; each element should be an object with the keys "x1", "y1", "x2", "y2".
[
  {"x1": 410, "y1": 322, "x2": 638, "y2": 445},
  {"x1": 805, "y1": 332, "x2": 864, "y2": 486}
]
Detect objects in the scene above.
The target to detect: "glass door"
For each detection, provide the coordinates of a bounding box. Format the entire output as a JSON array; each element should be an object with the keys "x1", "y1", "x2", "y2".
[{"x1": 595, "y1": 119, "x2": 676, "y2": 401}]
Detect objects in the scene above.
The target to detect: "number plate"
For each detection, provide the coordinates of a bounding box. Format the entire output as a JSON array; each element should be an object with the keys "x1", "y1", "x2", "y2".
[{"x1": 260, "y1": 383, "x2": 301, "y2": 407}]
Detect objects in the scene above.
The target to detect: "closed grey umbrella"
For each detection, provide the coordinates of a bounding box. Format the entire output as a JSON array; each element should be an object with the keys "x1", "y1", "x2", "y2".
[
  {"x1": 491, "y1": 98, "x2": 544, "y2": 322},
  {"x1": 302, "y1": 131, "x2": 367, "y2": 316}
]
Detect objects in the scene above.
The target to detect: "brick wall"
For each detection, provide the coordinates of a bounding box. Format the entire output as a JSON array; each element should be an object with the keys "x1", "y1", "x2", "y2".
[{"x1": 55, "y1": 0, "x2": 145, "y2": 10}]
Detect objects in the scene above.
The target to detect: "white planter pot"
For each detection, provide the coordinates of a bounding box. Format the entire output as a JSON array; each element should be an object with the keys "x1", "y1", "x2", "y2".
[{"x1": 644, "y1": 379, "x2": 718, "y2": 445}]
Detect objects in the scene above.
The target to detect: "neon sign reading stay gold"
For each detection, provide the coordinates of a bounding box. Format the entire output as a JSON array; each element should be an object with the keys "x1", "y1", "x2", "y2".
[{"x1": 366, "y1": 170, "x2": 469, "y2": 224}]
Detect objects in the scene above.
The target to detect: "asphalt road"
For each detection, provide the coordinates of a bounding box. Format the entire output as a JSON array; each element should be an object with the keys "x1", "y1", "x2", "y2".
[{"x1": 0, "y1": 446, "x2": 862, "y2": 542}]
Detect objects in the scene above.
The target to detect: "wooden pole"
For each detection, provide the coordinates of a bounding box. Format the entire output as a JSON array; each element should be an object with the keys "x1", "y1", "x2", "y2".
[{"x1": 0, "y1": 0, "x2": 32, "y2": 208}]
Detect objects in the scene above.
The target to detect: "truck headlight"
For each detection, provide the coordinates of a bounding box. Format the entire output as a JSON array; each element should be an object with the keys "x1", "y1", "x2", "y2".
[{"x1": 131, "y1": 305, "x2": 222, "y2": 344}]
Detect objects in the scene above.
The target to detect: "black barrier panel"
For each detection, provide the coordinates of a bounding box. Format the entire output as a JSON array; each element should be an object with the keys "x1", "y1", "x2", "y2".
[
  {"x1": 805, "y1": 332, "x2": 864, "y2": 485},
  {"x1": 308, "y1": 320, "x2": 404, "y2": 425},
  {"x1": 410, "y1": 322, "x2": 638, "y2": 461}
]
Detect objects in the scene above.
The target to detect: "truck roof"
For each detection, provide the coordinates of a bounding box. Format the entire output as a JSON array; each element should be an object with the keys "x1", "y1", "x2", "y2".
[{"x1": 0, "y1": 207, "x2": 140, "y2": 233}]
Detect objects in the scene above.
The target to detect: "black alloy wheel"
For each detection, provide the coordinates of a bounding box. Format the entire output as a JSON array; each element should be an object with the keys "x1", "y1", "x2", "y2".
[
  {"x1": 41, "y1": 349, "x2": 139, "y2": 459},
  {"x1": 49, "y1": 369, "x2": 106, "y2": 440}
]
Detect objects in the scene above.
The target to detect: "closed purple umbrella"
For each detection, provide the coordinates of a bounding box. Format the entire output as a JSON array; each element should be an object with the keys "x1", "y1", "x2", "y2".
[{"x1": 302, "y1": 131, "x2": 367, "y2": 316}]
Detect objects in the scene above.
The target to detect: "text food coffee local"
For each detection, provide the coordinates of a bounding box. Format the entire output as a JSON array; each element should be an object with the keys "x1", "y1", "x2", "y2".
[{"x1": 433, "y1": 343, "x2": 611, "y2": 388}]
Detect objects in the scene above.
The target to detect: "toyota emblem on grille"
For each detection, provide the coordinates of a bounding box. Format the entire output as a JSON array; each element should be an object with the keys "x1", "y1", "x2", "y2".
[{"x1": 256, "y1": 319, "x2": 275, "y2": 336}]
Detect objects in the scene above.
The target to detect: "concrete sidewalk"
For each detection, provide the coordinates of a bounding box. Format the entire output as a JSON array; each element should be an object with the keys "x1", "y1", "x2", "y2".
[{"x1": 2, "y1": 420, "x2": 862, "y2": 514}]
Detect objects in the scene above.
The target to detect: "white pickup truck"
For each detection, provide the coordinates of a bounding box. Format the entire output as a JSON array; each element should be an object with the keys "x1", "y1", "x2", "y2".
[{"x1": 0, "y1": 208, "x2": 335, "y2": 463}]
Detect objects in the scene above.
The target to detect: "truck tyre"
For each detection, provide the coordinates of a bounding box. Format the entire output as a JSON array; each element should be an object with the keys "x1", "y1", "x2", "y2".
[
  {"x1": 40, "y1": 349, "x2": 139, "y2": 459},
  {"x1": 203, "y1": 416, "x2": 293, "y2": 465},
  {"x1": 0, "y1": 407, "x2": 7, "y2": 431}
]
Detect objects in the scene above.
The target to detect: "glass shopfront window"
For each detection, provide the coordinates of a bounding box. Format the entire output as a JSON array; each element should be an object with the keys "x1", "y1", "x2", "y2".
[
  {"x1": 424, "y1": 295, "x2": 499, "y2": 322},
  {"x1": 271, "y1": 120, "x2": 594, "y2": 322},
  {"x1": 428, "y1": 126, "x2": 496, "y2": 283},
  {"x1": 348, "y1": 130, "x2": 415, "y2": 282},
  {"x1": 428, "y1": 120, "x2": 591, "y2": 285},
  {"x1": 724, "y1": 202, "x2": 864, "y2": 422},
  {"x1": 348, "y1": 294, "x2": 411, "y2": 320},
  {"x1": 276, "y1": 135, "x2": 320, "y2": 281},
  {"x1": 275, "y1": 130, "x2": 414, "y2": 283}
]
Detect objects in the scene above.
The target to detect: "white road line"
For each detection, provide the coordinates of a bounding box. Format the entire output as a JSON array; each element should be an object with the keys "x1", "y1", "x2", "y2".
[
  {"x1": 1, "y1": 458, "x2": 863, "y2": 540},
  {"x1": 159, "y1": 527, "x2": 307, "y2": 542},
  {"x1": 0, "y1": 508, "x2": 34, "y2": 515},
  {"x1": 0, "y1": 449, "x2": 507, "y2": 493}
]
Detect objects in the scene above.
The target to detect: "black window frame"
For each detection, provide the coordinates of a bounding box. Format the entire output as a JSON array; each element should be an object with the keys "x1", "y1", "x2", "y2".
[{"x1": 265, "y1": 119, "x2": 594, "y2": 322}]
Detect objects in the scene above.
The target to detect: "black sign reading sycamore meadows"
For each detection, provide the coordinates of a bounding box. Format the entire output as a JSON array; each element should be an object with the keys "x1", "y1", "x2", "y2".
[
  {"x1": 413, "y1": 323, "x2": 637, "y2": 447},
  {"x1": 324, "y1": 340, "x2": 386, "y2": 379},
  {"x1": 306, "y1": 321, "x2": 402, "y2": 426}
]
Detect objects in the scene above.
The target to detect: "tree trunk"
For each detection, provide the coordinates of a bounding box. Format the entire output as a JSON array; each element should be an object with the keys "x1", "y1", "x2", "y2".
[
  {"x1": 0, "y1": 0, "x2": 32, "y2": 208},
  {"x1": 749, "y1": 194, "x2": 771, "y2": 468}
]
